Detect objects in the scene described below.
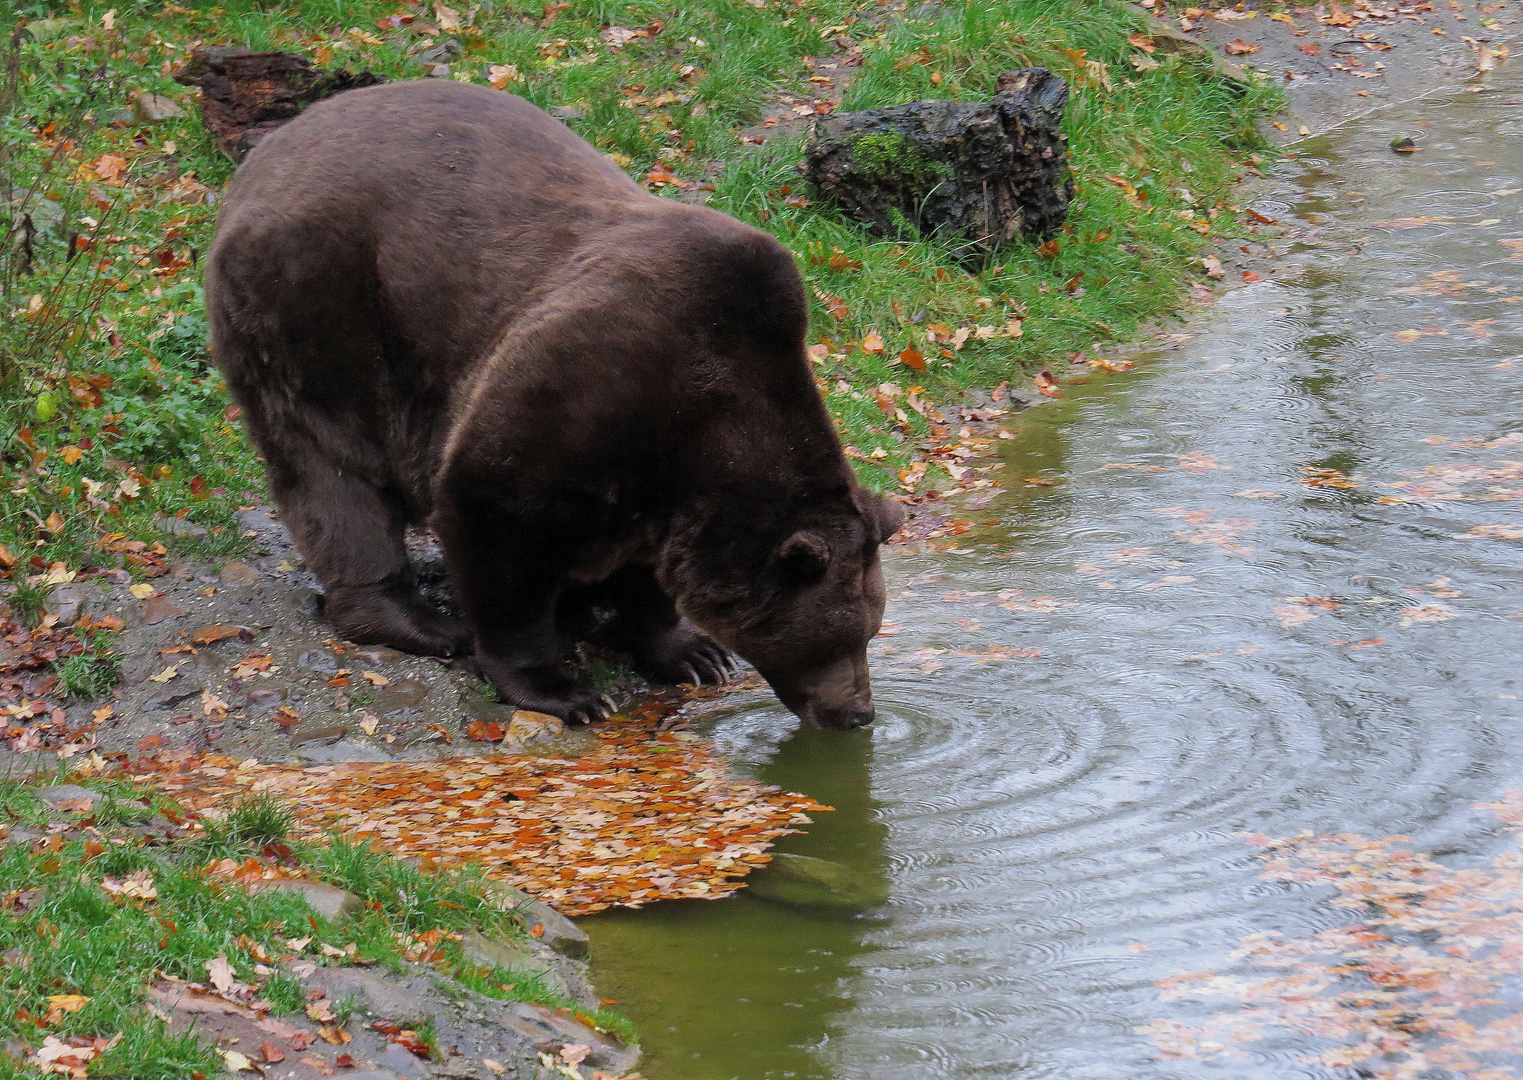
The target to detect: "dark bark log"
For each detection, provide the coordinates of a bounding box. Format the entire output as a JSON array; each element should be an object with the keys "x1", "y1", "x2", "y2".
[
  {"x1": 802, "y1": 68, "x2": 1075, "y2": 252},
  {"x1": 173, "y1": 47, "x2": 387, "y2": 162}
]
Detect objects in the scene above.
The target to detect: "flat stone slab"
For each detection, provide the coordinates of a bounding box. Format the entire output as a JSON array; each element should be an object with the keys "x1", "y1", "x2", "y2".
[
  {"x1": 249, "y1": 880, "x2": 364, "y2": 922},
  {"x1": 37, "y1": 784, "x2": 100, "y2": 810}
]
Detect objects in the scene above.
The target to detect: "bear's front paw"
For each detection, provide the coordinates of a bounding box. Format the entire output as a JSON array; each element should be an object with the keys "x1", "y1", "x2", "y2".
[
  {"x1": 632, "y1": 621, "x2": 736, "y2": 687},
  {"x1": 476, "y1": 655, "x2": 615, "y2": 726}
]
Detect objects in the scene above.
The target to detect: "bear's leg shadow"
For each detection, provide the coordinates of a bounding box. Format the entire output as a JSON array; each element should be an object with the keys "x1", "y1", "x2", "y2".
[
  {"x1": 264, "y1": 438, "x2": 471, "y2": 657},
  {"x1": 436, "y1": 516, "x2": 618, "y2": 725},
  {"x1": 589, "y1": 564, "x2": 734, "y2": 686}
]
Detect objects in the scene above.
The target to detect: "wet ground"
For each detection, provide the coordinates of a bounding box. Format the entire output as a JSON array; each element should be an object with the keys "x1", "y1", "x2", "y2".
[{"x1": 580, "y1": 72, "x2": 1523, "y2": 1079}]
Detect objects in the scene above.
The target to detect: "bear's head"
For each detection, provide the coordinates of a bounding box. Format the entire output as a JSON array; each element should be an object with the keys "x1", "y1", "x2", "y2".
[{"x1": 664, "y1": 486, "x2": 903, "y2": 730}]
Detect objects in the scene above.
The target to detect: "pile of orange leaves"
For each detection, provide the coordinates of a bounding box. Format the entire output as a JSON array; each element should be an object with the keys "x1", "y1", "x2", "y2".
[{"x1": 137, "y1": 709, "x2": 829, "y2": 916}]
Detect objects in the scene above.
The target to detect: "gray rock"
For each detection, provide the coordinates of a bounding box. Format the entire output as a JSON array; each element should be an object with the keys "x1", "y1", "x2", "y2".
[
  {"x1": 298, "y1": 649, "x2": 341, "y2": 674},
  {"x1": 378, "y1": 1044, "x2": 427, "y2": 1079},
  {"x1": 49, "y1": 588, "x2": 84, "y2": 628},
  {"x1": 142, "y1": 595, "x2": 186, "y2": 625},
  {"x1": 291, "y1": 723, "x2": 346, "y2": 747},
  {"x1": 154, "y1": 514, "x2": 207, "y2": 540},
  {"x1": 252, "y1": 880, "x2": 363, "y2": 922},
  {"x1": 548, "y1": 105, "x2": 583, "y2": 119},
  {"x1": 297, "y1": 738, "x2": 392, "y2": 764},
  {"x1": 4, "y1": 827, "x2": 46, "y2": 848},
  {"x1": 481, "y1": 880, "x2": 588, "y2": 960},
  {"x1": 377, "y1": 679, "x2": 429, "y2": 713},
  {"x1": 305, "y1": 967, "x2": 435, "y2": 1022},
  {"x1": 132, "y1": 93, "x2": 184, "y2": 123},
  {"x1": 245, "y1": 686, "x2": 287, "y2": 712},
  {"x1": 1143, "y1": 21, "x2": 1252, "y2": 86},
  {"x1": 745, "y1": 852, "x2": 888, "y2": 912},
  {"x1": 501, "y1": 1003, "x2": 637, "y2": 1073},
  {"x1": 237, "y1": 507, "x2": 277, "y2": 532},
  {"x1": 219, "y1": 561, "x2": 259, "y2": 587},
  {"x1": 461, "y1": 932, "x2": 572, "y2": 998},
  {"x1": 37, "y1": 784, "x2": 99, "y2": 810},
  {"x1": 143, "y1": 685, "x2": 203, "y2": 711},
  {"x1": 353, "y1": 646, "x2": 408, "y2": 666}
]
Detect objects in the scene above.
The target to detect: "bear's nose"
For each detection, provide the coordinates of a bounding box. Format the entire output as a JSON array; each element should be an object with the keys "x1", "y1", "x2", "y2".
[{"x1": 809, "y1": 703, "x2": 875, "y2": 731}]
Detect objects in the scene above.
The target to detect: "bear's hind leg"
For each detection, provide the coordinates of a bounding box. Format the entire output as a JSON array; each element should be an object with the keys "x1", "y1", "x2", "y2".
[
  {"x1": 592, "y1": 565, "x2": 734, "y2": 686},
  {"x1": 267, "y1": 445, "x2": 471, "y2": 658}
]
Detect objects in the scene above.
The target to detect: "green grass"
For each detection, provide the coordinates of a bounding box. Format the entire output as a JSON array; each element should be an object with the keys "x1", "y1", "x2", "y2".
[{"x1": 54, "y1": 643, "x2": 121, "y2": 698}]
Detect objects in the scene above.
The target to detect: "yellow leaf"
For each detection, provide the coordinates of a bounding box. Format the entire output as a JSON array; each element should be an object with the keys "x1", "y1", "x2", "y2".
[
  {"x1": 59, "y1": 446, "x2": 84, "y2": 465},
  {"x1": 42, "y1": 994, "x2": 90, "y2": 1025},
  {"x1": 222, "y1": 1050, "x2": 256, "y2": 1073},
  {"x1": 361, "y1": 670, "x2": 390, "y2": 686},
  {"x1": 860, "y1": 331, "x2": 886, "y2": 354},
  {"x1": 130, "y1": 583, "x2": 157, "y2": 600},
  {"x1": 147, "y1": 665, "x2": 178, "y2": 683}
]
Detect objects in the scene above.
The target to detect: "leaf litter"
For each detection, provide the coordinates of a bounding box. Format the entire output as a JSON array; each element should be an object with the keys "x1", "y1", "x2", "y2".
[
  {"x1": 137, "y1": 705, "x2": 829, "y2": 916},
  {"x1": 1141, "y1": 790, "x2": 1523, "y2": 1079}
]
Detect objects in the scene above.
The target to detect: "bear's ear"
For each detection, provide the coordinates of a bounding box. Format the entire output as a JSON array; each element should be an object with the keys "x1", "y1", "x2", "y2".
[
  {"x1": 873, "y1": 495, "x2": 905, "y2": 540},
  {"x1": 777, "y1": 530, "x2": 831, "y2": 583}
]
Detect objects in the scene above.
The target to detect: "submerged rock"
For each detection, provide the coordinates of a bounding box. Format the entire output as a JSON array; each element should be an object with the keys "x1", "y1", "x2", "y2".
[{"x1": 745, "y1": 853, "x2": 888, "y2": 912}]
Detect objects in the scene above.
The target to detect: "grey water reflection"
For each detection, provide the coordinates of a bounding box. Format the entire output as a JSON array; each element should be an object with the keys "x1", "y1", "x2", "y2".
[{"x1": 585, "y1": 78, "x2": 1523, "y2": 1078}]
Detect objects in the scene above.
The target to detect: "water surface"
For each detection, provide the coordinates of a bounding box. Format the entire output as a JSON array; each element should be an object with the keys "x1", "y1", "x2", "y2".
[{"x1": 584, "y1": 79, "x2": 1523, "y2": 1079}]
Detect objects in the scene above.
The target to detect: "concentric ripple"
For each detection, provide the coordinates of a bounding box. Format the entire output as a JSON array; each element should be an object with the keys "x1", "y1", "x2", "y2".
[{"x1": 582, "y1": 80, "x2": 1523, "y2": 1079}]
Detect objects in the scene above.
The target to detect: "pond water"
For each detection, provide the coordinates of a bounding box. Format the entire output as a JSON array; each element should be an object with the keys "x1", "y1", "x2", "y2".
[{"x1": 582, "y1": 77, "x2": 1523, "y2": 1079}]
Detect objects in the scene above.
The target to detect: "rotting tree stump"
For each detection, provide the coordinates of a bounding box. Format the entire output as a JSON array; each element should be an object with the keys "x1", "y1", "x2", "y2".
[
  {"x1": 173, "y1": 46, "x2": 387, "y2": 162},
  {"x1": 802, "y1": 68, "x2": 1075, "y2": 252}
]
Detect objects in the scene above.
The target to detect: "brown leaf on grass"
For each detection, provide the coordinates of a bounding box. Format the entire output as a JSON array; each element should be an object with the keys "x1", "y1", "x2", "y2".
[
  {"x1": 1033, "y1": 371, "x2": 1061, "y2": 398},
  {"x1": 1225, "y1": 38, "x2": 1259, "y2": 55},
  {"x1": 860, "y1": 331, "x2": 886, "y2": 354},
  {"x1": 42, "y1": 995, "x2": 90, "y2": 1025},
  {"x1": 898, "y1": 347, "x2": 926, "y2": 371},
  {"x1": 205, "y1": 955, "x2": 239, "y2": 994}
]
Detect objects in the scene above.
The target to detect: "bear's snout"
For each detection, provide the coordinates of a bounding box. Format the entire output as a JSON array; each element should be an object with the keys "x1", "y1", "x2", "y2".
[{"x1": 763, "y1": 652, "x2": 875, "y2": 731}]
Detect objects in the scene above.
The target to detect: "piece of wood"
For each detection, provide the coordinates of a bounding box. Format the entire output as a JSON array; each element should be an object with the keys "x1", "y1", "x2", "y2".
[
  {"x1": 173, "y1": 47, "x2": 387, "y2": 161},
  {"x1": 802, "y1": 68, "x2": 1075, "y2": 253}
]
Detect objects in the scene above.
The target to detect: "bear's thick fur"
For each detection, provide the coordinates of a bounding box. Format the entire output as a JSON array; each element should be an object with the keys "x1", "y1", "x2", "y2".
[{"x1": 206, "y1": 80, "x2": 901, "y2": 729}]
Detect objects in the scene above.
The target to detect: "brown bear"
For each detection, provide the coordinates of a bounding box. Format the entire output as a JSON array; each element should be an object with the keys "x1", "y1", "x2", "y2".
[{"x1": 205, "y1": 79, "x2": 901, "y2": 730}]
